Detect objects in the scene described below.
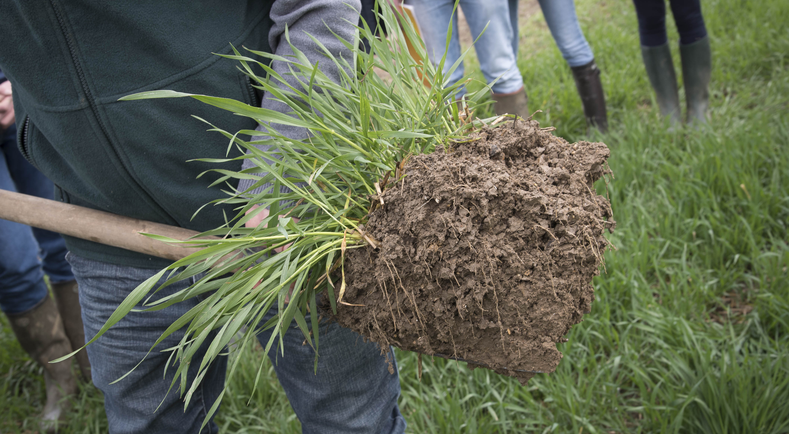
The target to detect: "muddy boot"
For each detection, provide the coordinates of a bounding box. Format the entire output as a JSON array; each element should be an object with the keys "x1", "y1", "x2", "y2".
[
  {"x1": 491, "y1": 87, "x2": 529, "y2": 119},
  {"x1": 641, "y1": 43, "x2": 681, "y2": 125},
  {"x1": 7, "y1": 296, "x2": 78, "y2": 433},
  {"x1": 570, "y1": 60, "x2": 608, "y2": 133},
  {"x1": 52, "y1": 280, "x2": 91, "y2": 382},
  {"x1": 680, "y1": 36, "x2": 712, "y2": 125}
]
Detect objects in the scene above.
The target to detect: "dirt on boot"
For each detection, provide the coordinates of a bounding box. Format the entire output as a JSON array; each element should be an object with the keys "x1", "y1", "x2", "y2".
[{"x1": 333, "y1": 119, "x2": 615, "y2": 383}]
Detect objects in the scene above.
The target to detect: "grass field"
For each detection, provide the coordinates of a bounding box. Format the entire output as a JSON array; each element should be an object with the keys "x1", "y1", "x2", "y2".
[{"x1": 2, "y1": 0, "x2": 788, "y2": 432}]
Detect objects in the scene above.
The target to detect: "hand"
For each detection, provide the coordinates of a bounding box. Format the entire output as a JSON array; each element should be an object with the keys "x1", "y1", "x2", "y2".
[
  {"x1": 0, "y1": 81, "x2": 15, "y2": 131},
  {"x1": 245, "y1": 205, "x2": 300, "y2": 253},
  {"x1": 245, "y1": 204, "x2": 300, "y2": 302}
]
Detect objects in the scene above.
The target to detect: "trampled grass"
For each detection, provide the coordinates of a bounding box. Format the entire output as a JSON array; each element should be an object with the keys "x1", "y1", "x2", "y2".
[{"x1": 1, "y1": 0, "x2": 787, "y2": 432}]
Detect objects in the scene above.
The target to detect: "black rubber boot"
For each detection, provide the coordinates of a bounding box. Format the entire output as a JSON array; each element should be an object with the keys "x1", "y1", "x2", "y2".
[
  {"x1": 570, "y1": 60, "x2": 608, "y2": 133},
  {"x1": 680, "y1": 36, "x2": 712, "y2": 124},
  {"x1": 52, "y1": 280, "x2": 91, "y2": 382},
  {"x1": 492, "y1": 87, "x2": 529, "y2": 120},
  {"x1": 641, "y1": 43, "x2": 681, "y2": 125},
  {"x1": 7, "y1": 296, "x2": 78, "y2": 433}
]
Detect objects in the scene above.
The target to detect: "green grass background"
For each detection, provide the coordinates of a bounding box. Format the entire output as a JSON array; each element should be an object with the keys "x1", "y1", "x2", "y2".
[{"x1": 2, "y1": 0, "x2": 788, "y2": 432}]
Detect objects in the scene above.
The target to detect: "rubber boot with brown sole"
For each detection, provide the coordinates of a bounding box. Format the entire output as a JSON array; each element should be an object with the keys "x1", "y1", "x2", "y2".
[
  {"x1": 7, "y1": 295, "x2": 78, "y2": 433},
  {"x1": 571, "y1": 60, "x2": 609, "y2": 133},
  {"x1": 492, "y1": 87, "x2": 529, "y2": 120},
  {"x1": 52, "y1": 280, "x2": 91, "y2": 382}
]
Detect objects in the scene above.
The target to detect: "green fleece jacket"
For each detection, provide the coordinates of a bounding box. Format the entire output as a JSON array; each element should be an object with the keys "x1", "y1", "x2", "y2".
[{"x1": 0, "y1": 0, "x2": 361, "y2": 269}]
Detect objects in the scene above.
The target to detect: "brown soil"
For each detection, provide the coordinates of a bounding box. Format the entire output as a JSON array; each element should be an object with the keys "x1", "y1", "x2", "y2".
[{"x1": 333, "y1": 119, "x2": 614, "y2": 383}]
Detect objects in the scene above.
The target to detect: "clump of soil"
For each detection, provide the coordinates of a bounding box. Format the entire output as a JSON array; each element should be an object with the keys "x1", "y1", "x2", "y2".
[{"x1": 334, "y1": 119, "x2": 614, "y2": 383}]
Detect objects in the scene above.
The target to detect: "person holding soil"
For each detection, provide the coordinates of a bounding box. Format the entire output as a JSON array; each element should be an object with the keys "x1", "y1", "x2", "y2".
[
  {"x1": 632, "y1": 0, "x2": 711, "y2": 125},
  {"x1": 0, "y1": 1, "x2": 405, "y2": 433},
  {"x1": 408, "y1": 0, "x2": 608, "y2": 132},
  {"x1": 0, "y1": 71, "x2": 90, "y2": 433}
]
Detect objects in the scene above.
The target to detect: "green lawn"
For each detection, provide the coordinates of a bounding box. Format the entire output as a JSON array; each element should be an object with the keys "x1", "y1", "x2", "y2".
[{"x1": 2, "y1": 0, "x2": 788, "y2": 432}]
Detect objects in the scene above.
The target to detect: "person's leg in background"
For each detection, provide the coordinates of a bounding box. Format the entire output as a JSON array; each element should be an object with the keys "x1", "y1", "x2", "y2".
[
  {"x1": 69, "y1": 253, "x2": 227, "y2": 434},
  {"x1": 408, "y1": 0, "x2": 466, "y2": 95},
  {"x1": 508, "y1": 0, "x2": 520, "y2": 63},
  {"x1": 4, "y1": 127, "x2": 91, "y2": 381},
  {"x1": 538, "y1": 0, "x2": 608, "y2": 132},
  {"x1": 632, "y1": 0, "x2": 681, "y2": 124},
  {"x1": 0, "y1": 126, "x2": 78, "y2": 433},
  {"x1": 669, "y1": 0, "x2": 710, "y2": 123},
  {"x1": 358, "y1": 0, "x2": 379, "y2": 53},
  {"x1": 411, "y1": 0, "x2": 528, "y2": 117},
  {"x1": 460, "y1": 0, "x2": 528, "y2": 117}
]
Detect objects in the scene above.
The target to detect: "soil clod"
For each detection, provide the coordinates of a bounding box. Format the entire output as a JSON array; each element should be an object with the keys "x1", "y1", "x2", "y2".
[{"x1": 333, "y1": 119, "x2": 614, "y2": 383}]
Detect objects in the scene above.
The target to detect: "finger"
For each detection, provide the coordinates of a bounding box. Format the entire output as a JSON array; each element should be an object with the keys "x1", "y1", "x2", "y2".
[
  {"x1": 272, "y1": 215, "x2": 299, "y2": 253},
  {"x1": 0, "y1": 112, "x2": 14, "y2": 130},
  {"x1": 244, "y1": 204, "x2": 270, "y2": 228},
  {"x1": 0, "y1": 81, "x2": 11, "y2": 96},
  {"x1": 273, "y1": 241, "x2": 294, "y2": 254},
  {"x1": 284, "y1": 281, "x2": 296, "y2": 304}
]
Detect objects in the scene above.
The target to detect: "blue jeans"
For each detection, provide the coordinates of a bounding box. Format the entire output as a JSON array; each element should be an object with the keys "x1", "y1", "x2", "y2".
[
  {"x1": 67, "y1": 252, "x2": 406, "y2": 434},
  {"x1": 411, "y1": 0, "x2": 524, "y2": 96},
  {"x1": 0, "y1": 124, "x2": 74, "y2": 314},
  {"x1": 410, "y1": 0, "x2": 594, "y2": 97},
  {"x1": 536, "y1": 0, "x2": 595, "y2": 67}
]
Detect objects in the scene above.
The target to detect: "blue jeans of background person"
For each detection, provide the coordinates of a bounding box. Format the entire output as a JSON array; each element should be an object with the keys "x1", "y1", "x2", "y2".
[
  {"x1": 68, "y1": 252, "x2": 406, "y2": 434},
  {"x1": 632, "y1": 0, "x2": 707, "y2": 47},
  {"x1": 411, "y1": 0, "x2": 524, "y2": 97},
  {"x1": 411, "y1": 0, "x2": 594, "y2": 97},
  {"x1": 0, "y1": 124, "x2": 74, "y2": 315},
  {"x1": 536, "y1": 0, "x2": 595, "y2": 67}
]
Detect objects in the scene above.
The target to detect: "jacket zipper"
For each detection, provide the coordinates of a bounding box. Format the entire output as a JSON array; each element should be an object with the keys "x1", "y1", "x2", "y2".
[
  {"x1": 246, "y1": 77, "x2": 260, "y2": 108},
  {"x1": 48, "y1": 0, "x2": 174, "y2": 221},
  {"x1": 20, "y1": 116, "x2": 32, "y2": 161}
]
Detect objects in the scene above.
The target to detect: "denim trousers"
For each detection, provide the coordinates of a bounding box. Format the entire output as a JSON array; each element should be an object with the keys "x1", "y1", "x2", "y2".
[
  {"x1": 410, "y1": 0, "x2": 594, "y2": 97},
  {"x1": 0, "y1": 124, "x2": 74, "y2": 314},
  {"x1": 67, "y1": 252, "x2": 406, "y2": 434},
  {"x1": 536, "y1": 0, "x2": 595, "y2": 67}
]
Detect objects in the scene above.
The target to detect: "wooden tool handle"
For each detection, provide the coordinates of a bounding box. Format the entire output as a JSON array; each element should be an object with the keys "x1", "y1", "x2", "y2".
[{"x1": 0, "y1": 189, "x2": 216, "y2": 261}]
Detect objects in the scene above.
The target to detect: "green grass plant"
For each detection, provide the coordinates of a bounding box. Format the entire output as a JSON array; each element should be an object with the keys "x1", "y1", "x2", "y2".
[{"x1": 2, "y1": 0, "x2": 788, "y2": 432}]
